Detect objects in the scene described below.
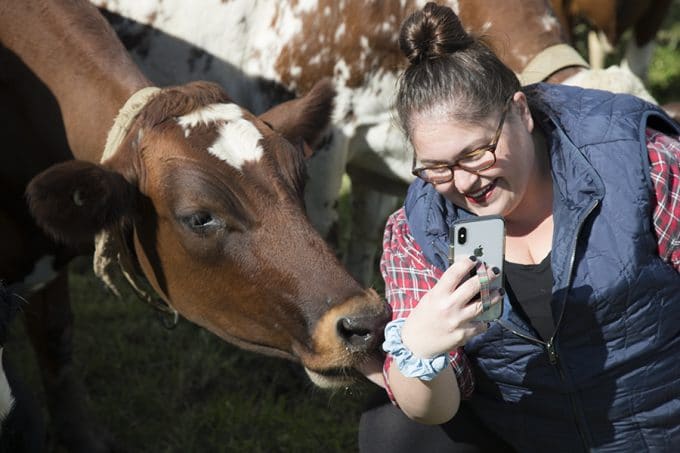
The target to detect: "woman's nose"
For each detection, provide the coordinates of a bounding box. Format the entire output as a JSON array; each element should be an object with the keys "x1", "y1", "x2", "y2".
[{"x1": 453, "y1": 167, "x2": 480, "y2": 192}]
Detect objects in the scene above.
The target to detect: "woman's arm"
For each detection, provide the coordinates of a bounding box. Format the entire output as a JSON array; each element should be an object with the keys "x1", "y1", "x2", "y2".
[
  {"x1": 385, "y1": 257, "x2": 500, "y2": 423},
  {"x1": 648, "y1": 128, "x2": 680, "y2": 272},
  {"x1": 387, "y1": 361, "x2": 460, "y2": 424},
  {"x1": 379, "y1": 209, "x2": 500, "y2": 422}
]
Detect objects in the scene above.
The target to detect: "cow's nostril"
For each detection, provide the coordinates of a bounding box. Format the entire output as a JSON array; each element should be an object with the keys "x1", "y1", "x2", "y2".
[{"x1": 337, "y1": 317, "x2": 374, "y2": 349}]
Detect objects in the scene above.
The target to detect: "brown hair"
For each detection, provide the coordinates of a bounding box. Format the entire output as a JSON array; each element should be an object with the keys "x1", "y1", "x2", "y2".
[{"x1": 396, "y1": 2, "x2": 520, "y2": 138}]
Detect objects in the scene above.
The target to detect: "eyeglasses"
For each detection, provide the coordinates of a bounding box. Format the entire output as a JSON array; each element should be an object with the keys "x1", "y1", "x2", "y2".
[{"x1": 411, "y1": 96, "x2": 513, "y2": 184}]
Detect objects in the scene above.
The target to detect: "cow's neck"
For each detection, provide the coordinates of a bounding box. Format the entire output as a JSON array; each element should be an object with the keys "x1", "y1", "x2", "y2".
[{"x1": 0, "y1": 0, "x2": 151, "y2": 163}]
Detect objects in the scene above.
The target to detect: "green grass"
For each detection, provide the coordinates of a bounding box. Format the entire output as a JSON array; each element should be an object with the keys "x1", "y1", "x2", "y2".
[
  {"x1": 8, "y1": 258, "x2": 378, "y2": 452},
  {"x1": 6, "y1": 7, "x2": 680, "y2": 453},
  {"x1": 648, "y1": 18, "x2": 680, "y2": 104}
]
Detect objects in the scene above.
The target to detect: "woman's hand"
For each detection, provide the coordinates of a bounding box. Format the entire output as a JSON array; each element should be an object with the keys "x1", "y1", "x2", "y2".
[{"x1": 400, "y1": 256, "x2": 502, "y2": 359}]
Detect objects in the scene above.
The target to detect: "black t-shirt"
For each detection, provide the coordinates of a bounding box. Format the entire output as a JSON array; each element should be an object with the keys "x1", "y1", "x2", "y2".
[{"x1": 504, "y1": 253, "x2": 554, "y2": 341}]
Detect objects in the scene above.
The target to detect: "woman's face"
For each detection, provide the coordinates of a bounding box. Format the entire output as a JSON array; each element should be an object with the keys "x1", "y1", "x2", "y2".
[{"x1": 410, "y1": 92, "x2": 542, "y2": 222}]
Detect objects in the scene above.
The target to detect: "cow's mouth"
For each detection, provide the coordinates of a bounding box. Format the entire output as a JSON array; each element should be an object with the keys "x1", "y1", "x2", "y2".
[{"x1": 304, "y1": 366, "x2": 361, "y2": 388}]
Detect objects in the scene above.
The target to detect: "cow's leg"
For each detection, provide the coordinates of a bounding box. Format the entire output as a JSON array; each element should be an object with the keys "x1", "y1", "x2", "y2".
[
  {"x1": 23, "y1": 271, "x2": 116, "y2": 453},
  {"x1": 345, "y1": 185, "x2": 401, "y2": 287},
  {"x1": 304, "y1": 129, "x2": 350, "y2": 240},
  {"x1": 587, "y1": 30, "x2": 612, "y2": 70}
]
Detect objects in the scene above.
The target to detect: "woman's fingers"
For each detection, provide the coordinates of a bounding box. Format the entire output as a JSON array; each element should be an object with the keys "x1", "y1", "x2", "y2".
[
  {"x1": 448, "y1": 262, "x2": 502, "y2": 307},
  {"x1": 457, "y1": 291, "x2": 503, "y2": 342},
  {"x1": 461, "y1": 289, "x2": 504, "y2": 320},
  {"x1": 401, "y1": 258, "x2": 503, "y2": 357},
  {"x1": 437, "y1": 255, "x2": 479, "y2": 294}
]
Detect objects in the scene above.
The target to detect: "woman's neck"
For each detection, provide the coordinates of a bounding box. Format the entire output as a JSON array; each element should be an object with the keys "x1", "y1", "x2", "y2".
[{"x1": 506, "y1": 127, "x2": 553, "y2": 238}]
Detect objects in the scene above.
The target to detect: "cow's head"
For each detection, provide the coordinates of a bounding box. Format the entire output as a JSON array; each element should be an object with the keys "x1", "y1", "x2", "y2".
[{"x1": 26, "y1": 80, "x2": 390, "y2": 387}]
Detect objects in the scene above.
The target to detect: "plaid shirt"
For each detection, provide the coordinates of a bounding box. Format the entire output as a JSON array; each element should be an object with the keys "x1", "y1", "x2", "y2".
[{"x1": 381, "y1": 128, "x2": 680, "y2": 401}]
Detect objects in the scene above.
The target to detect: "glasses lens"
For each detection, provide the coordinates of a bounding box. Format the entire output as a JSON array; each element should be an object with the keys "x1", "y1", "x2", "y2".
[
  {"x1": 458, "y1": 149, "x2": 495, "y2": 172},
  {"x1": 419, "y1": 167, "x2": 453, "y2": 184}
]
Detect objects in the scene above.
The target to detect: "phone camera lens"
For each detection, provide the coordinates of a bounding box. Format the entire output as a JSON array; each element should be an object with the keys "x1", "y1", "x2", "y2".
[{"x1": 457, "y1": 227, "x2": 467, "y2": 245}]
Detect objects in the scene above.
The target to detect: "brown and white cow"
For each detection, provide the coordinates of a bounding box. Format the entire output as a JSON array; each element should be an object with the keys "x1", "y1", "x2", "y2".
[
  {"x1": 93, "y1": 0, "x2": 664, "y2": 286},
  {"x1": 549, "y1": 0, "x2": 673, "y2": 79},
  {"x1": 0, "y1": 0, "x2": 389, "y2": 451}
]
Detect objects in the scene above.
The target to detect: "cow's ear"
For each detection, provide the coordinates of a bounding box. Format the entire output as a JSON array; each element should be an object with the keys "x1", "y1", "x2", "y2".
[
  {"x1": 26, "y1": 160, "x2": 135, "y2": 246},
  {"x1": 259, "y1": 78, "x2": 335, "y2": 154}
]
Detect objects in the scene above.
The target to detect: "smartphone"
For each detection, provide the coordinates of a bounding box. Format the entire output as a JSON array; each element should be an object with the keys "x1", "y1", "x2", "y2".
[{"x1": 449, "y1": 215, "x2": 505, "y2": 321}]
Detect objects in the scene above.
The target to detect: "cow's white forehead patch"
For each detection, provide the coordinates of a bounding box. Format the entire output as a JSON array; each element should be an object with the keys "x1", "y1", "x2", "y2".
[
  {"x1": 177, "y1": 103, "x2": 264, "y2": 170},
  {"x1": 177, "y1": 103, "x2": 243, "y2": 131},
  {"x1": 210, "y1": 120, "x2": 264, "y2": 170}
]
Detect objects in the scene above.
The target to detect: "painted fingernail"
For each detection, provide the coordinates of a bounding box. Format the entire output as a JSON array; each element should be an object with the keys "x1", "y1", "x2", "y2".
[
  {"x1": 498, "y1": 287, "x2": 505, "y2": 296},
  {"x1": 492, "y1": 266, "x2": 500, "y2": 275},
  {"x1": 469, "y1": 255, "x2": 477, "y2": 262}
]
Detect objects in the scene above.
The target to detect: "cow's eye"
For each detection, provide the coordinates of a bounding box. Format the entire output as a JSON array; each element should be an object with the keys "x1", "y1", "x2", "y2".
[{"x1": 181, "y1": 211, "x2": 220, "y2": 232}]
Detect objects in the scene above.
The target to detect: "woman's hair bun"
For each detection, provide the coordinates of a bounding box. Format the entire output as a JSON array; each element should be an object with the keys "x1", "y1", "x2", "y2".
[{"x1": 399, "y1": 2, "x2": 474, "y2": 65}]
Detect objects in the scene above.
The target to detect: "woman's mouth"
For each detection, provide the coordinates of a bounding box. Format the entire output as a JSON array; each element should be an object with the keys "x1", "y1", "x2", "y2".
[{"x1": 465, "y1": 179, "x2": 497, "y2": 204}]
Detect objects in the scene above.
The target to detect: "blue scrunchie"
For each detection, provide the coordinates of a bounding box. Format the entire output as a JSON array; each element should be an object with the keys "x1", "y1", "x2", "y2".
[{"x1": 382, "y1": 318, "x2": 448, "y2": 381}]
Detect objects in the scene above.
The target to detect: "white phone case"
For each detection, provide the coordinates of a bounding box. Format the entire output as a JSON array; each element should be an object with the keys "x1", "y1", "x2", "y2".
[{"x1": 449, "y1": 215, "x2": 505, "y2": 321}]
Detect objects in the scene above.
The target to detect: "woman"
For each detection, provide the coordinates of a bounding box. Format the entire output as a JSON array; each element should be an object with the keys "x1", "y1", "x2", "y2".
[{"x1": 360, "y1": 3, "x2": 680, "y2": 452}]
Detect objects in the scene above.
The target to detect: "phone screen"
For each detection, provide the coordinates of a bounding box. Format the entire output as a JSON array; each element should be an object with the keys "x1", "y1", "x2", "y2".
[{"x1": 449, "y1": 215, "x2": 505, "y2": 321}]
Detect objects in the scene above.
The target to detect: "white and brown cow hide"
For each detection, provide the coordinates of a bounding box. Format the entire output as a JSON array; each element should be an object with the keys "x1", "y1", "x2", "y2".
[{"x1": 94, "y1": 0, "x2": 661, "y2": 285}]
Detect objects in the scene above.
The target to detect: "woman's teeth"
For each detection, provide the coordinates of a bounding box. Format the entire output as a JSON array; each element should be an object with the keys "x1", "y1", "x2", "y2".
[{"x1": 469, "y1": 184, "x2": 493, "y2": 198}]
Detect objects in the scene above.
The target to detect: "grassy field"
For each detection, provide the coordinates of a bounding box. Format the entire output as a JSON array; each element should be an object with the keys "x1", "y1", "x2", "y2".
[
  {"x1": 6, "y1": 7, "x2": 680, "y2": 453},
  {"x1": 8, "y1": 257, "x2": 380, "y2": 452}
]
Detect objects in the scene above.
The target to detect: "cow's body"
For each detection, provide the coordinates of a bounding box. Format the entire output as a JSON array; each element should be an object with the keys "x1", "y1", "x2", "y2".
[
  {"x1": 550, "y1": 0, "x2": 673, "y2": 79},
  {"x1": 93, "y1": 0, "x2": 661, "y2": 285},
  {"x1": 0, "y1": 287, "x2": 16, "y2": 434},
  {"x1": 0, "y1": 0, "x2": 389, "y2": 451}
]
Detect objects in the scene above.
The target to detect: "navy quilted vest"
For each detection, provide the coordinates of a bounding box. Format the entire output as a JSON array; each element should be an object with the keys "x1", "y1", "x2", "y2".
[{"x1": 404, "y1": 84, "x2": 680, "y2": 452}]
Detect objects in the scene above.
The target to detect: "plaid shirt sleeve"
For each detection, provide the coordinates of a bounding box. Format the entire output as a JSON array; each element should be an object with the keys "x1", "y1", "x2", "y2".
[
  {"x1": 648, "y1": 128, "x2": 680, "y2": 272},
  {"x1": 379, "y1": 207, "x2": 474, "y2": 402}
]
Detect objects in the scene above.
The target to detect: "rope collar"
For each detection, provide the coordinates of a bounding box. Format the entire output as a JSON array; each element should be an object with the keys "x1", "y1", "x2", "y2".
[
  {"x1": 102, "y1": 86, "x2": 161, "y2": 161},
  {"x1": 94, "y1": 86, "x2": 179, "y2": 328}
]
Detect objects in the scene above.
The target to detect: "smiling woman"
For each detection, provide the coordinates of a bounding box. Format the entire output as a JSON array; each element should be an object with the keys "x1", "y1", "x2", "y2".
[
  {"x1": 410, "y1": 95, "x2": 512, "y2": 186},
  {"x1": 362, "y1": 3, "x2": 680, "y2": 452}
]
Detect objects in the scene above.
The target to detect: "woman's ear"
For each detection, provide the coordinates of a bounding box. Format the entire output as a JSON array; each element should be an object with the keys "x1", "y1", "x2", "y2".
[{"x1": 512, "y1": 91, "x2": 534, "y2": 133}]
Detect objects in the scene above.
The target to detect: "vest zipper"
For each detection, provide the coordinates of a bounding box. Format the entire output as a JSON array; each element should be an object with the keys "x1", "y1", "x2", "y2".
[
  {"x1": 500, "y1": 198, "x2": 599, "y2": 452},
  {"x1": 548, "y1": 198, "x2": 600, "y2": 452},
  {"x1": 546, "y1": 339, "x2": 558, "y2": 365}
]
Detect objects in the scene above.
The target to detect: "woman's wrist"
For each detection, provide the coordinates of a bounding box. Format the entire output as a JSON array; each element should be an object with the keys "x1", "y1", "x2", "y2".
[{"x1": 382, "y1": 318, "x2": 449, "y2": 381}]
